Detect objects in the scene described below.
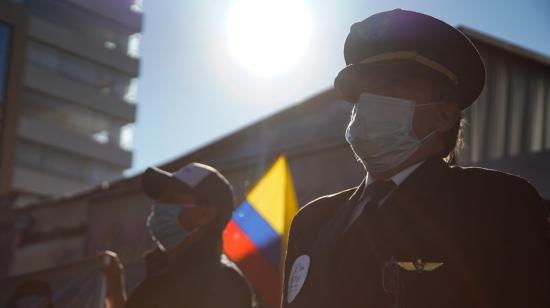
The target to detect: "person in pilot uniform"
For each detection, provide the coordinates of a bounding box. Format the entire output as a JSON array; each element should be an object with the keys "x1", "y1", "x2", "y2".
[{"x1": 282, "y1": 9, "x2": 550, "y2": 308}]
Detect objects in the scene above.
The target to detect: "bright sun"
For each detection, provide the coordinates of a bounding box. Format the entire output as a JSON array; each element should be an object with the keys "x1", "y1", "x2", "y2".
[{"x1": 226, "y1": 0, "x2": 312, "y2": 77}]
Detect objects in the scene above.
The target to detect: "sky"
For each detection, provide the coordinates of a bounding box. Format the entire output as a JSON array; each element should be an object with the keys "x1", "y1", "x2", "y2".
[{"x1": 130, "y1": 0, "x2": 550, "y2": 174}]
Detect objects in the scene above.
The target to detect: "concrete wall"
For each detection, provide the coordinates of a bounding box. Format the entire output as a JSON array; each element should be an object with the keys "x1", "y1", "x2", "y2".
[{"x1": 11, "y1": 198, "x2": 88, "y2": 275}]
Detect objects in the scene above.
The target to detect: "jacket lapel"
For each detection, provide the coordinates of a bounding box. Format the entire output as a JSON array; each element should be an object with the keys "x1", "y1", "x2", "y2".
[
  {"x1": 306, "y1": 179, "x2": 366, "y2": 305},
  {"x1": 350, "y1": 158, "x2": 451, "y2": 253}
]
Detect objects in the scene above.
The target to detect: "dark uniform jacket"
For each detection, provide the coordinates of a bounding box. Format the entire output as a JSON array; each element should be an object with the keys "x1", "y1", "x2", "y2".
[
  {"x1": 282, "y1": 158, "x2": 550, "y2": 308},
  {"x1": 125, "y1": 240, "x2": 254, "y2": 308}
]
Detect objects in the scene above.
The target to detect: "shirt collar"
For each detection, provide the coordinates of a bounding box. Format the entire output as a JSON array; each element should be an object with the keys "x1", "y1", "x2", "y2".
[{"x1": 366, "y1": 160, "x2": 425, "y2": 187}]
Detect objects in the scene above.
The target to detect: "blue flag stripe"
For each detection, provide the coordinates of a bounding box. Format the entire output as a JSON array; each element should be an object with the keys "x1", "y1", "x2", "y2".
[{"x1": 231, "y1": 200, "x2": 281, "y2": 269}]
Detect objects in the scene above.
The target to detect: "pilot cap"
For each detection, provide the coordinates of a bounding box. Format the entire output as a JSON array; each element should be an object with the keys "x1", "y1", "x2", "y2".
[{"x1": 334, "y1": 9, "x2": 485, "y2": 109}]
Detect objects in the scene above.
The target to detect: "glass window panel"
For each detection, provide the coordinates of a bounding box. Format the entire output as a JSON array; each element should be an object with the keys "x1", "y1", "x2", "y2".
[
  {"x1": 25, "y1": 40, "x2": 132, "y2": 101},
  {"x1": 15, "y1": 140, "x2": 122, "y2": 182},
  {"x1": 92, "y1": 130, "x2": 109, "y2": 144},
  {"x1": 20, "y1": 91, "x2": 132, "y2": 149},
  {"x1": 26, "y1": 41, "x2": 60, "y2": 71},
  {"x1": 127, "y1": 33, "x2": 140, "y2": 59},
  {"x1": 124, "y1": 78, "x2": 138, "y2": 103},
  {"x1": 0, "y1": 22, "x2": 11, "y2": 105},
  {"x1": 131, "y1": 0, "x2": 143, "y2": 13},
  {"x1": 29, "y1": 0, "x2": 135, "y2": 53},
  {"x1": 119, "y1": 124, "x2": 133, "y2": 151}
]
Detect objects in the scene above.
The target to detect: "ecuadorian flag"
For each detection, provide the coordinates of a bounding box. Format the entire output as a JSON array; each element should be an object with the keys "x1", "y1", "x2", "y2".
[{"x1": 223, "y1": 155, "x2": 298, "y2": 308}]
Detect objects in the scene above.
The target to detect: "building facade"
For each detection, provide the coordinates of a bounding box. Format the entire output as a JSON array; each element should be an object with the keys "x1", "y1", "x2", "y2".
[
  {"x1": 458, "y1": 27, "x2": 550, "y2": 194},
  {"x1": 0, "y1": 0, "x2": 142, "y2": 201},
  {"x1": 0, "y1": 1, "x2": 26, "y2": 279}
]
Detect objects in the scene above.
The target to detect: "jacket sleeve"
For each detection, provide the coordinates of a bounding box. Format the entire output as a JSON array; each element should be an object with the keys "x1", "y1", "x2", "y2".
[{"x1": 493, "y1": 179, "x2": 550, "y2": 307}]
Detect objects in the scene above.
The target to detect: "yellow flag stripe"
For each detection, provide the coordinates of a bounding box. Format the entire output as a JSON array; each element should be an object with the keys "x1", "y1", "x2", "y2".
[{"x1": 247, "y1": 156, "x2": 298, "y2": 236}]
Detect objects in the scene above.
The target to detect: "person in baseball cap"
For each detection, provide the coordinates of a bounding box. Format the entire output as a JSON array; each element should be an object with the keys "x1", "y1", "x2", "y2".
[
  {"x1": 142, "y1": 163, "x2": 235, "y2": 254},
  {"x1": 282, "y1": 9, "x2": 550, "y2": 308},
  {"x1": 125, "y1": 163, "x2": 255, "y2": 308}
]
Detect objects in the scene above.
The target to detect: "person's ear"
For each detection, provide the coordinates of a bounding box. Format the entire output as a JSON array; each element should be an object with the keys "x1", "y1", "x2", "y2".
[{"x1": 435, "y1": 102, "x2": 460, "y2": 133}]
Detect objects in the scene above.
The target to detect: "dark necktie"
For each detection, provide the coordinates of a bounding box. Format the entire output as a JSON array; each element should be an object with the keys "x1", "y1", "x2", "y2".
[{"x1": 362, "y1": 180, "x2": 396, "y2": 209}]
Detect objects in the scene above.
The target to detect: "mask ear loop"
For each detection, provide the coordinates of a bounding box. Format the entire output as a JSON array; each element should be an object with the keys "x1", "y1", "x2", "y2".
[
  {"x1": 418, "y1": 130, "x2": 437, "y2": 143},
  {"x1": 408, "y1": 102, "x2": 442, "y2": 142},
  {"x1": 415, "y1": 102, "x2": 446, "y2": 107},
  {"x1": 412, "y1": 102, "x2": 445, "y2": 141}
]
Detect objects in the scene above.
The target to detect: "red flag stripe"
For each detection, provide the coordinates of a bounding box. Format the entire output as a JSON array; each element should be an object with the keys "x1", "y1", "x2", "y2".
[
  {"x1": 223, "y1": 220, "x2": 258, "y2": 261},
  {"x1": 223, "y1": 220, "x2": 281, "y2": 307}
]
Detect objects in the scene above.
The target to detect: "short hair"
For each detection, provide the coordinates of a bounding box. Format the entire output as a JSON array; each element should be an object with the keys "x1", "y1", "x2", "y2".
[{"x1": 441, "y1": 117, "x2": 463, "y2": 164}]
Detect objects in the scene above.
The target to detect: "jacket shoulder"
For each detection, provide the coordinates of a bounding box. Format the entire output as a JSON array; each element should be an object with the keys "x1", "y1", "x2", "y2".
[
  {"x1": 451, "y1": 165, "x2": 538, "y2": 192},
  {"x1": 208, "y1": 256, "x2": 255, "y2": 307},
  {"x1": 291, "y1": 186, "x2": 358, "y2": 230},
  {"x1": 450, "y1": 165, "x2": 545, "y2": 215}
]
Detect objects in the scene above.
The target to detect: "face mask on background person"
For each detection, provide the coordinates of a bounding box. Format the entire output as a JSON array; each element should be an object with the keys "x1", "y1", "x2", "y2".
[
  {"x1": 345, "y1": 92, "x2": 441, "y2": 173},
  {"x1": 147, "y1": 203, "x2": 197, "y2": 251}
]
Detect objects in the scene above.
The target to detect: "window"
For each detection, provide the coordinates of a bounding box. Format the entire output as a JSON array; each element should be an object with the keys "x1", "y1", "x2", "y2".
[
  {"x1": 15, "y1": 140, "x2": 122, "y2": 182},
  {"x1": 28, "y1": 0, "x2": 136, "y2": 54},
  {"x1": 127, "y1": 33, "x2": 141, "y2": 59},
  {"x1": 124, "y1": 78, "x2": 138, "y2": 103},
  {"x1": 119, "y1": 124, "x2": 134, "y2": 151},
  {"x1": 0, "y1": 22, "x2": 11, "y2": 105},
  {"x1": 26, "y1": 40, "x2": 134, "y2": 102},
  {"x1": 131, "y1": 0, "x2": 143, "y2": 13},
  {"x1": 20, "y1": 91, "x2": 133, "y2": 150}
]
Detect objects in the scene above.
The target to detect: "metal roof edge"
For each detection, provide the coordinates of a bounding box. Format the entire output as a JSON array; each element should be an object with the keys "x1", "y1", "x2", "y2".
[{"x1": 458, "y1": 25, "x2": 550, "y2": 68}]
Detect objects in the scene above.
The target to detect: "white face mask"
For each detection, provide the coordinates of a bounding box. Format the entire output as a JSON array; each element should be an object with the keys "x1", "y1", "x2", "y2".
[
  {"x1": 146, "y1": 203, "x2": 197, "y2": 252},
  {"x1": 345, "y1": 93, "x2": 440, "y2": 173}
]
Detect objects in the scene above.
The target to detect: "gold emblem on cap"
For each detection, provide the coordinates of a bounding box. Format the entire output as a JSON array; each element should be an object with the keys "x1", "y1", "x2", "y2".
[{"x1": 396, "y1": 259, "x2": 444, "y2": 273}]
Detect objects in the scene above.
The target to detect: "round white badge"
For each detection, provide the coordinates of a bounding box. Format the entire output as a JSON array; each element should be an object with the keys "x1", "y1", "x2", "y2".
[{"x1": 287, "y1": 255, "x2": 310, "y2": 303}]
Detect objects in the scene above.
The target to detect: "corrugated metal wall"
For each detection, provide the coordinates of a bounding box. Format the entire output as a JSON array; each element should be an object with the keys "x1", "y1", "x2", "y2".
[{"x1": 459, "y1": 33, "x2": 550, "y2": 163}]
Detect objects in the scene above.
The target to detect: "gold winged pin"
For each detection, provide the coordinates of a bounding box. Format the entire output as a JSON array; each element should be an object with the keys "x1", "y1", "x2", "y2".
[{"x1": 396, "y1": 259, "x2": 444, "y2": 273}]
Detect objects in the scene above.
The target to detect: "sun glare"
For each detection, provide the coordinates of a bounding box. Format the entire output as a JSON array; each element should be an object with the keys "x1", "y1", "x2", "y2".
[{"x1": 226, "y1": 0, "x2": 312, "y2": 77}]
